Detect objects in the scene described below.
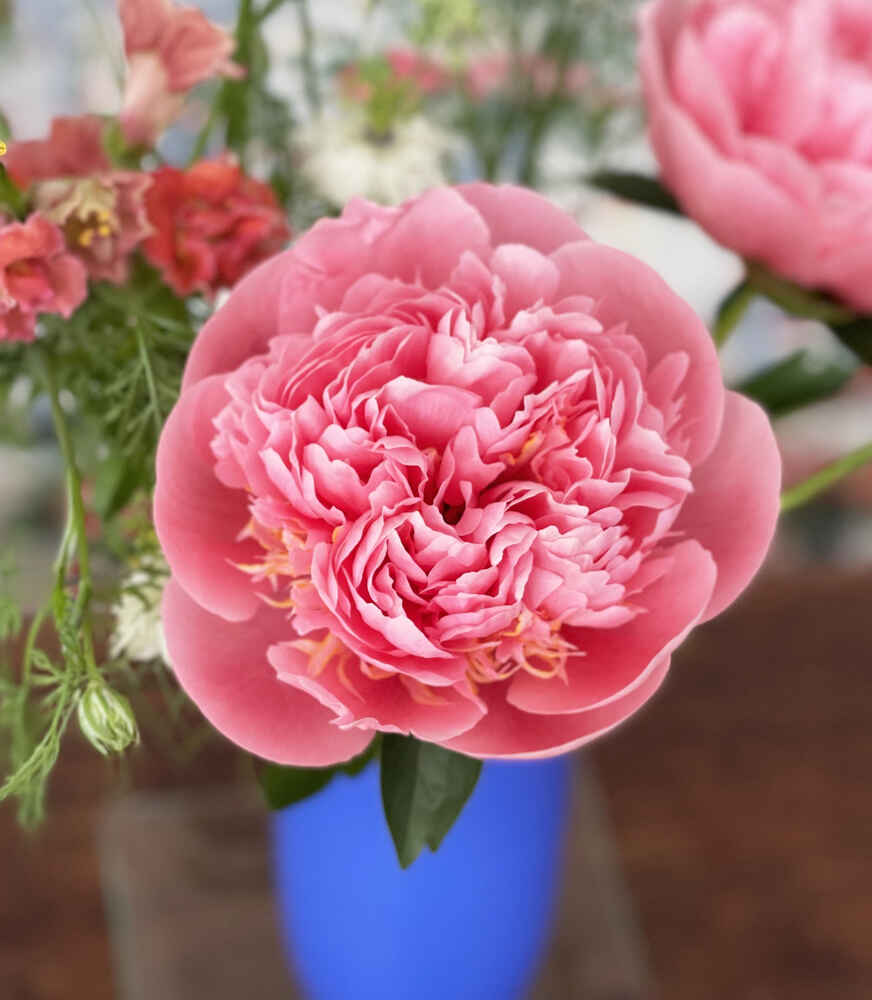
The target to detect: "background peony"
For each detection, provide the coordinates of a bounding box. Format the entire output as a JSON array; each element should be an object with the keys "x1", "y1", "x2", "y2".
[
  {"x1": 641, "y1": 0, "x2": 872, "y2": 313},
  {"x1": 0, "y1": 214, "x2": 88, "y2": 342},
  {"x1": 154, "y1": 184, "x2": 781, "y2": 764}
]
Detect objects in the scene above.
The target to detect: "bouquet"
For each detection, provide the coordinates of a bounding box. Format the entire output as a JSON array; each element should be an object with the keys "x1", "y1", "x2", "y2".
[{"x1": 0, "y1": 0, "x2": 869, "y2": 869}]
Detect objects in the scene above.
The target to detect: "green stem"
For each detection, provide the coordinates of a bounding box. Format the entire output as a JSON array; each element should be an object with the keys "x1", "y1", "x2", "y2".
[
  {"x1": 294, "y1": 0, "x2": 321, "y2": 115},
  {"x1": 258, "y1": 0, "x2": 289, "y2": 19},
  {"x1": 189, "y1": 99, "x2": 221, "y2": 164},
  {"x1": 35, "y1": 346, "x2": 100, "y2": 681},
  {"x1": 135, "y1": 321, "x2": 165, "y2": 443},
  {"x1": 20, "y1": 601, "x2": 50, "y2": 688},
  {"x1": 781, "y1": 439, "x2": 872, "y2": 513}
]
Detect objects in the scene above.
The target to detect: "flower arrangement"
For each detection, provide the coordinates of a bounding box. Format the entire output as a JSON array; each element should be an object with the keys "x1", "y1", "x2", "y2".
[{"x1": 0, "y1": 0, "x2": 869, "y2": 869}]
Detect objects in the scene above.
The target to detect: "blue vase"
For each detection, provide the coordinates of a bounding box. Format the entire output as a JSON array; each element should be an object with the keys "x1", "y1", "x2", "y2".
[{"x1": 271, "y1": 756, "x2": 573, "y2": 1000}]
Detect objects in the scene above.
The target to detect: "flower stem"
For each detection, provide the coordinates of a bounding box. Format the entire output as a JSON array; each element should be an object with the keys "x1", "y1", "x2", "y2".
[
  {"x1": 34, "y1": 344, "x2": 100, "y2": 681},
  {"x1": 781, "y1": 439, "x2": 872, "y2": 513},
  {"x1": 294, "y1": 0, "x2": 321, "y2": 115}
]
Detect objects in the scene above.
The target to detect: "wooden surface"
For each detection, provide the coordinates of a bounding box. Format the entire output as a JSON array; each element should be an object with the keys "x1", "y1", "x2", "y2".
[{"x1": 1, "y1": 569, "x2": 871, "y2": 999}]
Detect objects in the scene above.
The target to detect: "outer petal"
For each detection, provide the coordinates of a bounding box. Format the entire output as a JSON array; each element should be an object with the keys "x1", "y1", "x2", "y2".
[
  {"x1": 269, "y1": 644, "x2": 485, "y2": 743},
  {"x1": 673, "y1": 391, "x2": 781, "y2": 622},
  {"x1": 457, "y1": 183, "x2": 589, "y2": 255},
  {"x1": 163, "y1": 580, "x2": 371, "y2": 765},
  {"x1": 550, "y1": 240, "x2": 725, "y2": 465},
  {"x1": 182, "y1": 249, "x2": 293, "y2": 389},
  {"x1": 443, "y1": 655, "x2": 671, "y2": 760},
  {"x1": 507, "y1": 539, "x2": 716, "y2": 715},
  {"x1": 154, "y1": 374, "x2": 262, "y2": 621}
]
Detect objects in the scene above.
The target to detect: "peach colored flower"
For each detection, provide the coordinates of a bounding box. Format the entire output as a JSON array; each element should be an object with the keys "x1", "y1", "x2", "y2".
[
  {"x1": 119, "y1": 0, "x2": 244, "y2": 147},
  {"x1": 641, "y1": 0, "x2": 872, "y2": 313},
  {"x1": 4, "y1": 116, "x2": 153, "y2": 284},
  {"x1": 0, "y1": 214, "x2": 87, "y2": 342},
  {"x1": 142, "y1": 158, "x2": 290, "y2": 297},
  {"x1": 4, "y1": 116, "x2": 110, "y2": 188},
  {"x1": 154, "y1": 185, "x2": 781, "y2": 765}
]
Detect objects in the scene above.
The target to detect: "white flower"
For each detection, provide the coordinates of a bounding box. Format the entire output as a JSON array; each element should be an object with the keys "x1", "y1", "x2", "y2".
[
  {"x1": 110, "y1": 556, "x2": 170, "y2": 665},
  {"x1": 297, "y1": 111, "x2": 461, "y2": 207}
]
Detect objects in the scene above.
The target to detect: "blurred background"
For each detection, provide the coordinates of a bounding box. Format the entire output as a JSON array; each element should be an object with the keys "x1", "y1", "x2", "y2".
[{"x1": 1, "y1": 1, "x2": 871, "y2": 998}]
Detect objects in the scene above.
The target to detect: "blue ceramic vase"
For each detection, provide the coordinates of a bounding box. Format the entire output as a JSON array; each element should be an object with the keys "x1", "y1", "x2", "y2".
[{"x1": 271, "y1": 755, "x2": 573, "y2": 1000}]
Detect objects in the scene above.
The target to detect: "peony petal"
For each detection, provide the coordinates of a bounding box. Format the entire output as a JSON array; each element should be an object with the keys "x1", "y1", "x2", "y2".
[
  {"x1": 163, "y1": 580, "x2": 371, "y2": 765},
  {"x1": 154, "y1": 375, "x2": 262, "y2": 621},
  {"x1": 674, "y1": 391, "x2": 781, "y2": 623},
  {"x1": 489, "y1": 244, "x2": 561, "y2": 318},
  {"x1": 373, "y1": 187, "x2": 491, "y2": 286},
  {"x1": 457, "y1": 183, "x2": 589, "y2": 254},
  {"x1": 550, "y1": 240, "x2": 725, "y2": 465},
  {"x1": 507, "y1": 539, "x2": 716, "y2": 715},
  {"x1": 270, "y1": 643, "x2": 486, "y2": 743},
  {"x1": 443, "y1": 654, "x2": 671, "y2": 760},
  {"x1": 182, "y1": 249, "x2": 293, "y2": 389}
]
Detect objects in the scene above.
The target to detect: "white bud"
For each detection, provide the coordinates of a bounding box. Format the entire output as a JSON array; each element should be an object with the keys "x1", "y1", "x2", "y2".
[{"x1": 77, "y1": 681, "x2": 139, "y2": 756}]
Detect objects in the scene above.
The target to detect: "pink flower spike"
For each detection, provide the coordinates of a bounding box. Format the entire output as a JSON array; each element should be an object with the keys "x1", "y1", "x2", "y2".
[{"x1": 118, "y1": 0, "x2": 244, "y2": 147}]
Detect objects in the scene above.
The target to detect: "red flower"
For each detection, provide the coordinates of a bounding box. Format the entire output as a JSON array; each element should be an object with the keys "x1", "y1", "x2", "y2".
[
  {"x1": 143, "y1": 159, "x2": 290, "y2": 297},
  {"x1": 0, "y1": 214, "x2": 88, "y2": 342}
]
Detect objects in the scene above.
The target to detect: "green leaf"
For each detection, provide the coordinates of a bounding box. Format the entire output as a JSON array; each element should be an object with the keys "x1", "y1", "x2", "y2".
[
  {"x1": 257, "y1": 761, "x2": 335, "y2": 810},
  {"x1": 94, "y1": 454, "x2": 144, "y2": 521},
  {"x1": 0, "y1": 164, "x2": 26, "y2": 219},
  {"x1": 586, "y1": 171, "x2": 682, "y2": 215},
  {"x1": 745, "y1": 261, "x2": 855, "y2": 325},
  {"x1": 737, "y1": 350, "x2": 857, "y2": 418},
  {"x1": 829, "y1": 314, "x2": 872, "y2": 366},
  {"x1": 742, "y1": 261, "x2": 872, "y2": 365},
  {"x1": 713, "y1": 279, "x2": 755, "y2": 347},
  {"x1": 257, "y1": 737, "x2": 379, "y2": 810},
  {"x1": 380, "y1": 734, "x2": 482, "y2": 868}
]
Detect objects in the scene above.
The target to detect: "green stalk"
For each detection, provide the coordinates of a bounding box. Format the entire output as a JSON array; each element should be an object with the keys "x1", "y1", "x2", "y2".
[
  {"x1": 34, "y1": 346, "x2": 100, "y2": 681},
  {"x1": 781, "y1": 439, "x2": 872, "y2": 513},
  {"x1": 294, "y1": 0, "x2": 321, "y2": 115}
]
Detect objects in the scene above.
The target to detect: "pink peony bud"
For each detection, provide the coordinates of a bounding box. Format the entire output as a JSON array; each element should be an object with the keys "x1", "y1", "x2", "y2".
[{"x1": 640, "y1": 0, "x2": 872, "y2": 313}]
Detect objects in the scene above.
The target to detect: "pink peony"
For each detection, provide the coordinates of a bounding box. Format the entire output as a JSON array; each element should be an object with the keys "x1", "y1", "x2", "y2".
[
  {"x1": 5, "y1": 116, "x2": 152, "y2": 284},
  {"x1": 119, "y1": 0, "x2": 244, "y2": 147},
  {"x1": 142, "y1": 158, "x2": 290, "y2": 298},
  {"x1": 154, "y1": 185, "x2": 781, "y2": 764},
  {"x1": 0, "y1": 214, "x2": 88, "y2": 342},
  {"x1": 641, "y1": 0, "x2": 872, "y2": 313}
]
